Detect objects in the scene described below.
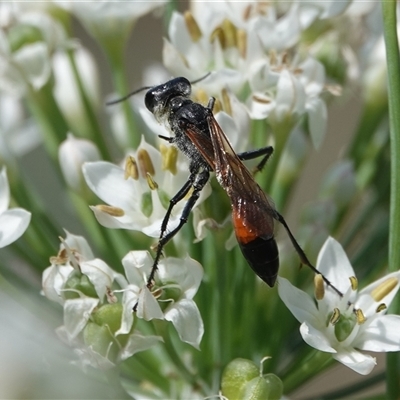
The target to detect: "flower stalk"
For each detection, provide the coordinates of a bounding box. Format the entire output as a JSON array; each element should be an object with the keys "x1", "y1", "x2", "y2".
[{"x1": 381, "y1": 1, "x2": 400, "y2": 398}]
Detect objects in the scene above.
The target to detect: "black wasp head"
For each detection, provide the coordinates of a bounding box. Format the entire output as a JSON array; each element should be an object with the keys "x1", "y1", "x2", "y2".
[{"x1": 144, "y1": 77, "x2": 191, "y2": 116}]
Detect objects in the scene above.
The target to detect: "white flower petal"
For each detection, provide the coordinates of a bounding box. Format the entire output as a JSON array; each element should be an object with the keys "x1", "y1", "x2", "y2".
[
  {"x1": 355, "y1": 315, "x2": 400, "y2": 352},
  {"x1": 0, "y1": 208, "x2": 31, "y2": 248},
  {"x1": 136, "y1": 287, "x2": 164, "y2": 321},
  {"x1": 300, "y1": 321, "x2": 336, "y2": 353},
  {"x1": 63, "y1": 297, "x2": 99, "y2": 340},
  {"x1": 277, "y1": 277, "x2": 320, "y2": 326},
  {"x1": 59, "y1": 134, "x2": 100, "y2": 192},
  {"x1": 80, "y1": 259, "x2": 117, "y2": 300},
  {"x1": 83, "y1": 161, "x2": 138, "y2": 209},
  {"x1": 332, "y1": 349, "x2": 376, "y2": 375},
  {"x1": 158, "y1": 256, "x2": 203, "y2": 299},
  {"x1": 122, "y1": 250, "x2": 153, "y2": 286},
  {"x1": 164, "y1": 299, "x2": 204, "y2": 349},
  {"x1": 0, "y1": 167, "x2": 10, "y2": 213},
  {"x1": 42, "y1": 264, "x2": 73, "y2": 304},
  {"x1": 63, "y1": 230, "x2": 95, "y2": 261},
  {"x1": 120, "y1": 333, "x2": 163, "y2": 361},
  {"x1": 13, "y1": 42, "x2": 51, "y2": 90},
  {"x1": 316, "y1": 237, "x2": 355, "y2": 292},
  {"x1": 356, "y1": 270, "x2": 400, "y2": 316},
  {"x1": 116, "y1": 288, "x2": 138, "y2": 335}
]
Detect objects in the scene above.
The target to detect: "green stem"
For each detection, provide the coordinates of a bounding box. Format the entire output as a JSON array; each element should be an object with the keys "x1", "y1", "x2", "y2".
[
  {"x1": 27, "y1": 83, "x2": 69, "y2": 161},
  {"x1": 282, "y1": 350, "x2": 332, "y2": 394},
  {"x1": 107, "y1": 48, "x2": 140, "y2": 150},
  {"x1": 381, "y1": 1, "x2": 400, "y2": 399},
  {"x1": 66, "y1": 49, "x2": 112, "y2": 160}
]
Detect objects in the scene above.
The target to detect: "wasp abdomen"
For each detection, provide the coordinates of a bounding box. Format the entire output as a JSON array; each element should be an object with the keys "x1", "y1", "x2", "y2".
[{"x1": 238, "y1": 236, "x2": 279, "y2": 287}]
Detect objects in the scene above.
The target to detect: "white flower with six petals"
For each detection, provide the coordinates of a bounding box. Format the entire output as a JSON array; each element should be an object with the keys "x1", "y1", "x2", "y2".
[{"x1": 278, "y1": 236, "x2": 400, "y2": 375}]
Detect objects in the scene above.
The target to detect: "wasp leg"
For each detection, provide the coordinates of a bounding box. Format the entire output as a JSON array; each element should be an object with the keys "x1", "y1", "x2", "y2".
[
  {"x1": 238, "y1": 146, "x2": 274, "y2": 175},
  {"x1": 274, "y1": 211, "x2": 344, "y2": 299},
  {"x1": 146, "y1": 169, "x2": 210, "y2": 288}
]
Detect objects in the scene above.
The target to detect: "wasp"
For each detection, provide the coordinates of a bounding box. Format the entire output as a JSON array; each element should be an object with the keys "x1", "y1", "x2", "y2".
[{"x1": 109, "y1": 76, "x2": 342, "y2": 297}]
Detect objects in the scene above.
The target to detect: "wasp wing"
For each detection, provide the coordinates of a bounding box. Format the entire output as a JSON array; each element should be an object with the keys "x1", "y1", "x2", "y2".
[{"x1": 185, "y1": 113, "x2": 276, "y2": 243}]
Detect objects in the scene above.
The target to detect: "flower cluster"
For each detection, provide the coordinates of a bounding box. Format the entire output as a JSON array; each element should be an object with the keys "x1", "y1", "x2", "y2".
[
  {"x1": 0, "y1": 0, "x2": 399, "y2": 398},
  {"x1": 42, "y1": 231, "x2": 204, "y2": 368}
]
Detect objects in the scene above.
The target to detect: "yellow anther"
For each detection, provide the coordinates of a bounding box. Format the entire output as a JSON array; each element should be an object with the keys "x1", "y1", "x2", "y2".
[
  {"x1": 184, "y1": 11, "x2": 202, "y2": 42},
  {"x1": 95, "y1": 204, "x2": 125, "y2": 217},
  {"x1": 137, "y1": 148, "x2": 155, "y2": 178},
  {"x1": 194, "y1": 88, "x2": 209, "y2": 106},
  {"x1": 376, "y1": 303, "x2": 387, "y2": 313},
  {"x1": 146, "y1": 172, "x2": 158, "y2": 190},
  {"x1": 330, "y1": 308, "x2": 341, "y2": 325},
  {"x1": 314, "y1": 274, "x2": 325, "y2": 300},
  {"x1": 52, "y1": 248, "x2": 69, "y2": 264},
  {"x1": 243, "y1": 4, "x2": 252, "y2": 21},
  {"x1": 152, "y1": 287, "x2": 163, "y2": 299},
  {"x1": 356, "y1": 309, "x2": 366, "y2": 325},
  {"x1": 349, "y1": 276, "x2": 358, "y2": 291},
  {"x1": 213, "y1": 97, "x2": 223, "y2": 114},
  {"x1": 160, "y1": 144, "x2": 178, "y2": 175},
  {"x1": 269, "y1": 49, "x2": 278, "y2": 66},
  {"x1": 237, "y1": 29, "x2": 247, "y2": 59},
  {"x1": 221, "y1": 88, "x2": 232, "y2": 116},
  {"x1": 124, "y1": 156, "x2": 139, "y2": 180},
  {"x1": 252, "y1": 94, "x2": 271, "y2": 104},
  {"x1": 221, "y1": 19, "x2": 237, "y2": 48},
  {"x1": 371, "y1": 277, "x2": 399, "y2": 302},
  {"x1": 210, "y1": 19, "x2": 238, "y2": 49}
]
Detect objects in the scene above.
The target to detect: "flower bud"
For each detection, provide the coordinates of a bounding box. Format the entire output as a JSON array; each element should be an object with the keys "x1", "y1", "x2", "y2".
[
  {"x1": 64, "y1": 270, "x2": 97, "y2": 299},
  {"x1": 59, "y1": 133, "x2": 101, "y2": 193},
  {"x1": 92, "y1": 303, "x2": 123, "y2": 334},
  {"x1": 83, "y1": 322, "x2": 118, "y2": 361},
  {"x1": 263, "y1": 373, "x2": 284, "y2": 400},
  {"x1": 53, "y1": 47, "x2": 101, "y2": 137},
  {"x1": 221, "y1": 358, "x2": 283, "y2": 400},
  {"x1": 221, "y1": 358, "x2": 259, "y2": 400}
]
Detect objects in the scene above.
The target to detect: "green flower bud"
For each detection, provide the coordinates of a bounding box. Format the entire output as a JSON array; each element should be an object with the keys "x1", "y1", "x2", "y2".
[
  {"x1": 83, "y1": 322, "x2": 118, "y2": 361},
  {"x1": 64, "y1": 270, "x2": 97, "y2": 299},
  {"x1": 92, "y1": 303, "x2": 123, "y2": 334},
  {"x1": 221, "y1": 358, "x2": 259, "y2": 400},
  {"x1": 263, "y1": 373, "x2": 284, "y2": 400},
  {"x1": 242, "y1": 377, "x2": 270, "y2": 400}
]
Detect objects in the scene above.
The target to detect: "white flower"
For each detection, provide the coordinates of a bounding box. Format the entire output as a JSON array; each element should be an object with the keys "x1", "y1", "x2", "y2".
[
  {"x1": 58, "y1": 0, "x2": 167, "y2": 49},
  {"x1": 0, "y1": 8, "x2": 67, "y2": 96},
  {"x1": 119, "y1": 250, "x2": 204, "y2": 349},
  {"x1": 0, "y1": 93, "x2": 41, "y2": 167},
  {"x1": 0, "y1": 167, "x2": 31, "y2": 248},
  {"x1": 83, "y1": 136, "x2": 210, "y2": 237},
  {"x1": 164, "y1": 7, "x2": 328, "y2": 144},
  {"x1": 42, "y1": 233, "x2": 164, "y2": 367},
  {"x1": 278, "y1": 236, "x2": 400, "y2": 375},
  {"x1": 58, "y1": 133, "x2": 101, "y2": 193},
  {"x1": 42, "y1": 231, "x2": 126, "y2": 304}
]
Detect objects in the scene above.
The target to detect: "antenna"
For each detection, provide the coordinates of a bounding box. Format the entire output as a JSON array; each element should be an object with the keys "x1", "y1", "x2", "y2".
[{"x1": 106, "y1": 72, "x2": 213, "y2": 106}]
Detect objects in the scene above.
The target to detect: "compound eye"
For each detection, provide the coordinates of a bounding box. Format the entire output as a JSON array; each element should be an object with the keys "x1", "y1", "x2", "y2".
[{"x1": 144, "y1": 91, "x2": 156, "y2": 113}]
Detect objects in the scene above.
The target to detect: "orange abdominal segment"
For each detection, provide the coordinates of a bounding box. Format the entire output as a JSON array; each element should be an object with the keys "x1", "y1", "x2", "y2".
[{"x1": 233, "y1": 212, "x2": 259, "y2": 244}]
